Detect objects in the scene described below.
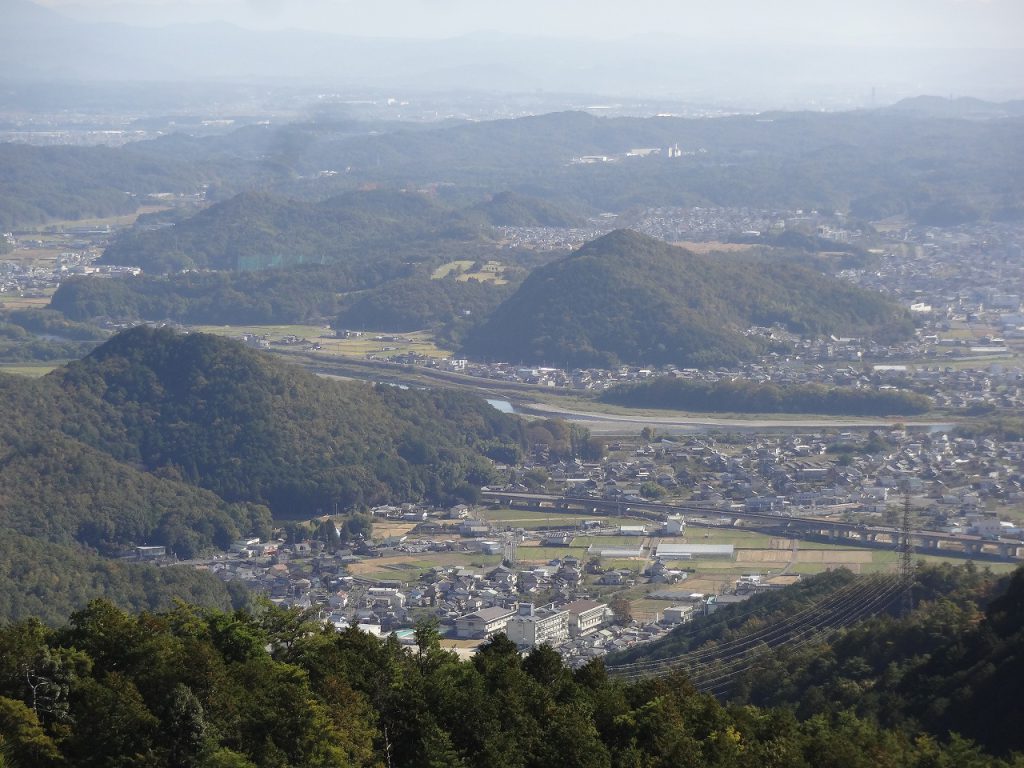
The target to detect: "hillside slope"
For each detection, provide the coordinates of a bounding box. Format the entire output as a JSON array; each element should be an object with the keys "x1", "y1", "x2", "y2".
[
  {"x1": 0, "y1": 327, "x2": 527, "y2": 620},
  {"x1": 99, "y1": 189, "x2": 483, "y2": 273},
  {"x1": 461, "y1": 229, "x2": 910, "y2": 367},
  {"x1": 47, "y1": 326, "x2": 525, "y2": 515}
]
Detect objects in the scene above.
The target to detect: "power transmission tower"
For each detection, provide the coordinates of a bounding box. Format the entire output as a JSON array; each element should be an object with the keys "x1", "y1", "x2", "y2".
[
  {"x1": 899, "y1": 492, "x2": 915, "y2": 617},
  {"x1": 502, "y1": 533, "x2": 518, "y2": 568}
]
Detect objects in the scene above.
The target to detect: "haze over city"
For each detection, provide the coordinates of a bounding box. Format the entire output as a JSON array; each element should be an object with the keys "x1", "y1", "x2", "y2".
[
  {"x1": 3, "y1": 0, "x2": 1020, "y2": 106},
  {"x1": 33, "y1": 0, "x2": 1024, "y2": 48}
]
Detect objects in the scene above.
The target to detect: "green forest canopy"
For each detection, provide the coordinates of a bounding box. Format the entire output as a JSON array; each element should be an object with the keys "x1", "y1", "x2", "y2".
[
  {"x1": 601, "y1": 377, "x2": 931, "y2": 417},
  {"x1": 461, "y1": 230, "x2": 913, "y2": 368},
  {"x1": 1, "y1": 563, "x2": 1022, "y2": 767},
  {"x1": 5, "y1": 109, "x2": 1023, "y2": 230},
  {"x1": 0, "y1": 326, "x2": 550, "y2": 620}
]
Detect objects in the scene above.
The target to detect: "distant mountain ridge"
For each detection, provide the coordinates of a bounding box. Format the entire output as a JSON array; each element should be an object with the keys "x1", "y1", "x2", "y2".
[
  {"x1": 884, "y1": 95, "x2": 1024, "y2": 119},
  {"x1": 3, "y1": 0, "x2": 1024, "y2": 100},
  {"x1": 461, "y1": 229, "x2": 912, "y2": 368},
  {"x1": 5, "y1": 104, "x2": 1024, "y2": 230}
]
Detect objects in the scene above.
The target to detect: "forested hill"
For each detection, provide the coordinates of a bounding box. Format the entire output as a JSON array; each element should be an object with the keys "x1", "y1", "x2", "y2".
[
  {"x1": 0, "y1": 589, "x2": 1017, "y2": 768},
  {"x1": 601, "y1": 377, "x2": 931, "y2": 417},
  {"x1": 6, "y1": 107, "x2": 1024, "y2": 230},
  {"x1": 0, "y1": 327, "x2": 529, "y2": 620},
  {"x1": 721, "y1": 563, "x2": 1024, "y2": 757},
  {"x1": 468, "y1": 190, "x2": 587, "y2": 227},
  {"x1": 100, "y1": 188, "x2": 486, "y2": 273},
  {"x1": 606, "y1": 562, "x2": 1024, "y2": 758},
  {"x1": 0, "y1": 142, "x2": 215, "y2": 230},
  {"x1": 48, "y1": 326, "x2": 525, "y2": 516},
  {"x1": 461, "y1": 229, "x2": 912, "y2": 368}
]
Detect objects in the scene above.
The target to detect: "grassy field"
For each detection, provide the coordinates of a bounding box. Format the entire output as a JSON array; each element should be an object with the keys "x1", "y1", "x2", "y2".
[
  {"x1": 432, "y1": 259, "x2": 509, "y2": 284},
  {"x1": 28, "y1": 205, "x2": 171, "y2": 234},
  {"x1": 0, "y1": 292, "x2": 54, "y2": 310},
  {"x1": 516, "y1": 544, "x2": 591, "y2": 562},
  {"x1": 431, "y1": 260, "x2": 474, "y2": 279},
  {"x1": 669, "y1": 241, "x2": 757, "y2": 255},
  {"x1": 352, "y1": 511, "x2": 1019, "y2": 620},
  {"x1": 190, "y1": 324, "x2": 452, "y2": 360},
  {"x1": 479, "y1": 508, "x2": 596, "y2": 526},
  {"x1": 574, "y1": 536, "x2": 655, "y2": 550},
  {"x1": 348, "y1": 552, "x2": 505, "y2": 581},
  {"x1": 479, "y1": 507, "x2": 676, "y2": 531},
  {"x1": 455, "y1": 267, "x2": 508, "y2": 285},
  {"x1": 519, "y1": 390, "x2": 943, "y2": 426},
  {"x1": 0, "y1": 363, "x2": 61, "y2": 377}
]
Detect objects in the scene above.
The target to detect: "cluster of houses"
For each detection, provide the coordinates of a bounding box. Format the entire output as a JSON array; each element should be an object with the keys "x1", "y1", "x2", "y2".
[
  {"x1": 631, "y1": 204, "x2": 817, "y2": 243},
  {"x1": 375, "y1": 331, "x2": 1021, "y2": 413},
  {"x1": 846, "y1": 221, "x2": 1024, "y2": 348},
  {"x1": 188, "y1": 537, "x2": 681, "y2": 660},
  {"x1": 558, "y1": 430, "x2": 1024, "y2": 542},
  {"x1": 496, "y1": 427, "x2": 1024, "y2": 551},
  {"x1": 0, "y1": 233, "x2": 138, "y2": 296},
  {"x1": 494, "y1": 224, "x2": 612, "y2": 252}
]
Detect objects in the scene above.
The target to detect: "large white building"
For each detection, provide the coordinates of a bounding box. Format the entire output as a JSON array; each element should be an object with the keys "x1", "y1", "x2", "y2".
[
  {"x1": 655, "y1": 543, "x2": 735, "y2": 559},
  {"x1": 562, "y1": 600, "x2": 610, "y2": 637},
  {"x1": 504, "y1": 603, "x2": 570, "y2": 648},
  {"x1": 455, "y1": 606, "x2": 516, "y2": 639}
]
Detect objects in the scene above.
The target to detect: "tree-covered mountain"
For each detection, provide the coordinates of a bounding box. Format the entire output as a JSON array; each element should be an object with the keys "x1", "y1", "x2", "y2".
[
  {"x1": 0, "y1": 326, "x2": 530, "y2": 620},
  {"x1": 0, "y1": 427, "x2": 272, "y2": 560},
  {"x1": 468, "y1": 190, "x2": 587, "y2": 228},
  {"x1": 6, "y1": 107, "x2": 1023, "y2": 230},
  {"x1": 294, "y1": 109, "x2": 1024, "y2": 221},
  {"x1": 461, "y1": 229, "x2": 912, "y2": 368},
  {"x1": 99, "y1": 188, "x2": 487, "y2": 273},
  {"x1": 724, "y1": 563, "x2": 1024, "y2": 758},
  {"x1": 601, "y1": 377, "x2": 931, "y2": 417},
  {"x1": 0, "y1": 308, "x2": 108, "y2": 362},
  {"x1": 0, "y1": 142, "x2": 238, "y2": 231},
  {"x1": 44, "y1": 327, "x2": 526, "y2": 516},
  {"x1": 883, "y1": 95, "x2": 1024, "y2": 120},
  {"x1": 51, "y1": 264, "x2": 380, "y2": 325},
  {"x1": 334, "y1": 274, "x2": 518, "y2": 346},
  {"x1": 0, "y1": 532, "x2": 234, "y2": 625},
  {"x1": 0, "y1": 588, "x2": 1015, "y2": 768}
]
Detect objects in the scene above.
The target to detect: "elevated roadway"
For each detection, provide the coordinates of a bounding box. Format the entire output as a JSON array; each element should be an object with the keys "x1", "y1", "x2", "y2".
[{"x1": 481, "y1": 491, "x2": 1022, "y2": 561}]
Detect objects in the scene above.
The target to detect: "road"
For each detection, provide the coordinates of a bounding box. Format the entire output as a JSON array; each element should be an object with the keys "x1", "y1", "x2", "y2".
[
  {"x1": 288, "y1": 349, "x2": 955, "y2": 434},
  {"x1": 519, "y1": 401, "x2": 955, "y2": 434}
]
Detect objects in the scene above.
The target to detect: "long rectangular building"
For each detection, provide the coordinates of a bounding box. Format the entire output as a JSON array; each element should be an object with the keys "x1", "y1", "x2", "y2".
[{"x1": 655, "y1": 543, "x2": 734, "y2": 559}]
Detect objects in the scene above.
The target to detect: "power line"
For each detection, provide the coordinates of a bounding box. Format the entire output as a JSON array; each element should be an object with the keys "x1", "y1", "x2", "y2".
[
  {"x1": 606, "y1": 573, "x2": 897, "y2": 688},
  {"x1": 900, "y1": 492, "x2": 915, "y2": 617},
  {"x1": 607, "y1": 574, "x2": 885, "y2": 672}
]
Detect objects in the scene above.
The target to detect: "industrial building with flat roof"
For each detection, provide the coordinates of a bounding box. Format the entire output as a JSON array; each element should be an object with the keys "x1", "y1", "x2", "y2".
[
  {"x1": 655, "y1": 543, "x2": 735, "y2": 559},
  {"x1": 586, "y1": 544, "x2": 645, "y2": 558}
]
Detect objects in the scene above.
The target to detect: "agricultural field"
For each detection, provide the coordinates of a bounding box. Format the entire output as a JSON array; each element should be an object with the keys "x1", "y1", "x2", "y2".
[
  {"x1": 669, "y1": 241, "x2": 756, "y2": 255},
  {"x1": 478, "y1": 508, "x2": 595, "y2": 526},
  {"x1": 432, "y1": 258, "x2": 509, "y2": 284},
  {"x1": 347, "y1": 552, "x2": 505, "y2": 582},
  {"x1": 431, "y1": 260, "x2": 475, "y2": 279},
  {"x1": 365, "y1": 505, "x2": 1020, "y2": 622},
  {"x1": 0, "y1": 292, "x2": 53, "y2": 309},
  {"x1": 0, "y1": 363, "x2": 60, "y2": 377},
  {"x1": 190, "y1": 324, "x2": 451, "y2": 359}
]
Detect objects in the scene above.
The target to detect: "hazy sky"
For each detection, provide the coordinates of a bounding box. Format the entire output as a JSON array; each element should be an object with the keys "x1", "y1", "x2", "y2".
[{"x1": 36, "y1": 0, "x2": 1024, "y2": 48}]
